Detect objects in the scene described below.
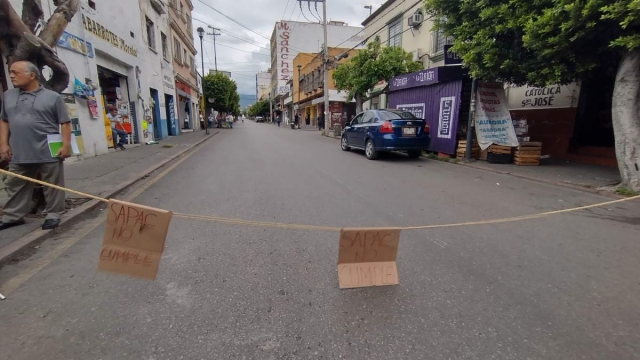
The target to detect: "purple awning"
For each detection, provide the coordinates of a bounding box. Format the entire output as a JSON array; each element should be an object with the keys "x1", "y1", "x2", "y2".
[{"x1": 389, "y1": 66, "x2": 465, "y2": 92}]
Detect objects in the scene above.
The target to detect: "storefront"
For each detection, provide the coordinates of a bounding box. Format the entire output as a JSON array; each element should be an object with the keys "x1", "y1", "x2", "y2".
[
  {"x1": 175, "y1": 80, "x2": 195, "y2": 131},
  {"x1": 387, "y1": 66, "x2": 470, "y2": 155},
  {"x1": 97, "y1": 64, "x2": 136, "y2": 146}
]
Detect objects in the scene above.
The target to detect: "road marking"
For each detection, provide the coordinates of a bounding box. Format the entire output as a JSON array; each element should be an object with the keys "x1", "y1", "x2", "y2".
[{"x1": 0, "y1": 142, "x2": 205, "y2": 296}]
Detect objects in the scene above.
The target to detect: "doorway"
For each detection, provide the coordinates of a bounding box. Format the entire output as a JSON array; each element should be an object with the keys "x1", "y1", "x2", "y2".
[
  {"x1": 97, "y1": 66, "x2": 135, "y2": 145},
  {"x1": 150, "y1": 88, "x2": 162, "y2": 140}
]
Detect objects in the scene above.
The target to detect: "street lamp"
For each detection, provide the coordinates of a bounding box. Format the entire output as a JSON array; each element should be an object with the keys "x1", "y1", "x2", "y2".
[
  {"x1": 297, "y1": 65, "x2": 302, "y2": 124},
  {"x1": 197, "y1": 26, "x2": 209, "y2": 135},
  {"x1": 364, "y1": 5, "x2": 372, "y2": 16}
]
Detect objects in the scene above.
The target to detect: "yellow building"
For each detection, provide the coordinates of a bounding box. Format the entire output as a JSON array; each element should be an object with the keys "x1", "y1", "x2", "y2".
[{"x1": 293, "y1": 48, "x2": 359, "y2": 128}]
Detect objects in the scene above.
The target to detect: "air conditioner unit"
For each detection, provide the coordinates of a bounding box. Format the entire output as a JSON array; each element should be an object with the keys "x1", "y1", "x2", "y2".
[
  {"x1": 411, "y1": 49, "x2": 421, "y2": 62},
  {"x1": 408, "y1": 13, "x2": 424, "y2": 28}
]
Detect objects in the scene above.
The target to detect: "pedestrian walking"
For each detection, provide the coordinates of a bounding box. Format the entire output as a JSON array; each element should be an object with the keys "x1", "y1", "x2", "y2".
[
  {"x1": 294, "y1": 112, "x2": 300, "y2": 129},
  {"x1": 227, "y1": 114, "x2": 234, "y2": 129},
  {"x1": 199, "y1": 112, "x2": 205, "y2": 130},
  {"x1": 276, "y1": 114, "x2": 281, "y2": 127},
  {"x1": 107, "y1": 106, "x2": 127, "y2": 150},
  {"x1": 0, "y1": 61, "x2": 71, "y2": 231}
]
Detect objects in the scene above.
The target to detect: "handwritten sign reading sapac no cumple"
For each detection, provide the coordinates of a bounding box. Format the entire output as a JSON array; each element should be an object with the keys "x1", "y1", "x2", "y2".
[
  {"x1": 337, "y1": 228, "x2": 401, "y2": 289},
  {"x1": 97, "y1": 199, "x2": 172, "y2": 280}
]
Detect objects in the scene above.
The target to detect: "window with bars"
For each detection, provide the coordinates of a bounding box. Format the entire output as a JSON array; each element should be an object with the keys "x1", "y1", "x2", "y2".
[
  {"x1": 161, "y1": 33, "x2": 168, "y2": 60},
  {"x1": 388, "y1": 18, "x2": 402, "y2": 47},
  {"x1": 433, "y1": 18, "x2": 454, "y2": 54},
  {"x1": 174, "y1": 37, "x2": 182, "y2": 63},
  {"x1": 146, "y1": 17, "x2": 156, "y2": 50}
]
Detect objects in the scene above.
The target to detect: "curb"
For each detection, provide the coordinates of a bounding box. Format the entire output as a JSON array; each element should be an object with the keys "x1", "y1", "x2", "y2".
[{"x1": 0, "y1": 132, "x2": 218, "y2": 268}]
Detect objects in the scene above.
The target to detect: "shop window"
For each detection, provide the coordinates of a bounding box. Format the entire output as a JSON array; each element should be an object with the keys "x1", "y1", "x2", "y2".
[
  {"x1": 388, "y1": 18, "x2": 402, "y2": 48},
  {"x1": 161, "y1": 32, "x2": 168, "y2": 60},
  {"x1": 146, "y1": 17, "x2": 156, "y2": 50},
  {"x1": 174, "y1": 37, "x2": 182, "y2": 63}
]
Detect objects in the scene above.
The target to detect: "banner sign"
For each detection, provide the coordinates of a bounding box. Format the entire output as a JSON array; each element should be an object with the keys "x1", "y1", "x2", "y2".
[
  {"x1": 443, "y1": 45, "x2": 462, "y2": 65},
  {"x1": 57, "y1": 31, "x2": 94, "y2": 58},
  {"x1": 337, "y1": 228, "x2": 401, "y2": 289},
  {"x1": 475, "y1": 82, "x2": 519, "y2": 150},
  {"x1": 98, "y1": 200, "x2": 172, "y2": 280},
  {"x1": 437, "y1": 96, "x2": 456, "y2": 139},
  {"x1": 396, "y1": 103, "x2": 425, "y2": 119}
]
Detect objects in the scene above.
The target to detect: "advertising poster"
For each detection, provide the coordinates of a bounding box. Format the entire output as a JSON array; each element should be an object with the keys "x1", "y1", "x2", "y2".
[
  {"x1": 475, "y1": 82, "x2": 519, "y2": 150},
  {"x1": 62, "y1": 94, "x2": 85, "y2": 154}
]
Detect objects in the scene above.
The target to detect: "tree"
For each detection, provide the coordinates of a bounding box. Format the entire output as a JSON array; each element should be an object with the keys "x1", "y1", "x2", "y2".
[
  {"x1": 202, "y1": 72, "x2": 240, "y2": 115},
  {"x1": 424, "y1": 0, "x2": 640, "y2": 191},
  {"x1": 247, "y1": 99, "x2": 270, "y2": 117},
  {"x1": 333, "y1": 39, "x2": 423, "y2": 111},
  {"x1": 0, "y1": 0, "x2": 79, "y2": 92}
]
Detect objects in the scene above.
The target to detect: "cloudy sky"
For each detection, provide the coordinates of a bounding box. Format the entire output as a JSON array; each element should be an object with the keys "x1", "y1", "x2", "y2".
[{"x1": 190, "y1": 0, "x2": 386, "y2": 97}]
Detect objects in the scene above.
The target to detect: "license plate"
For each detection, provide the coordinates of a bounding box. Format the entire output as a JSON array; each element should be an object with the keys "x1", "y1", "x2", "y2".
[{"x1": 403, "y1": 127, "x2": 416, "y2": 136}]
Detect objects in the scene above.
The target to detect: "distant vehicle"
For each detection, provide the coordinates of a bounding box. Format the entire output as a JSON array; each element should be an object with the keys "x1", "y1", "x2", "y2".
[
  {"x1": 341, "y1": 109, "x2": 431, "y2": 160},
  {"x1": 255, "y1": 116, "x2": 265, "y2": 123}
]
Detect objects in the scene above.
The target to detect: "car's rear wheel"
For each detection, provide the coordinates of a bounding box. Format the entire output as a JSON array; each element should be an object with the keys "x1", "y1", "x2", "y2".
[
  {"x1": 365, "y1": 139, "x2": 378, "y2": 160},
  {"x1": 341, "y1": 135, "x2": 350, "y2": 151},
  {"x1": 407, "y1": 150, "x2": 422, "y2": 159}
]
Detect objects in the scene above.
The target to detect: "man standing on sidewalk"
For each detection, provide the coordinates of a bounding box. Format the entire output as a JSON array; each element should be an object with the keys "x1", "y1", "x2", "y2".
[{"x1": 0, "y1": 61, "x2": 71, "y2": 231}]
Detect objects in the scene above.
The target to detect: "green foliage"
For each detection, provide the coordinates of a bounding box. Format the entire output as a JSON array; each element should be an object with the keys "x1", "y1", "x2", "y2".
[
  {"x1": 423, "y1": 0, "x2": 640, "y2": 86},
  {"x1": 247, "y1": 99, "x2": 271, "y2": 117},
  {"x1": 615, "y1": 186, "x2": 639, "y2": 196},
  {"x1": 333, "y1": 39, "x2": 423, "y2": 100},
  {"x1": 203, "y1": 73, "x2": 240, "y2": 114}
]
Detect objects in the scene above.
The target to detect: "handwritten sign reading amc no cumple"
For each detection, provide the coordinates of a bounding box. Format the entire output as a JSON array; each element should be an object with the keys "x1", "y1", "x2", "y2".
[
  {"x1": 97, "y1": 199, "x2": 172, "y2": 280},
  {"x1": 337, "y1": 228, "x2": 401, "y2": 289}
]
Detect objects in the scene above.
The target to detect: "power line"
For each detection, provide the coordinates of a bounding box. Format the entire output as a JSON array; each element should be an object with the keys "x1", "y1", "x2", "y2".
[
  {"x1": 282, "y1": 0, "x2": 291, "y2": 20},
  {"x1": 193, "y1": 17, "x2": 271, "y2": 50},
  {"x1": 196, "y1": 0, "x2": 271, "y2": 42},
  {"x1": 288, "y1": 0, "x2": 297, "y2": 20},
  {"x1": 308, "y1": 1, "x2": 320, "y2": 22},
  {"x1": 203, "y1": 39, "x2": 271, "y2": 57},
  {"x1": 334, "y1": 4, "x2": 433, "y2": 59},
  {"x1": 333, "y1": 0, "x2": 419, "y2": 50},
  {"x1": 299, "y1": 1, "x2": 315, "y2": 23}
]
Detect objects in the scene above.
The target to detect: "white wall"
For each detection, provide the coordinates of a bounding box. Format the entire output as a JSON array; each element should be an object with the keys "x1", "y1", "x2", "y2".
[{"x1": 271, "y1": 21, "x2": 364, "y2": 96}]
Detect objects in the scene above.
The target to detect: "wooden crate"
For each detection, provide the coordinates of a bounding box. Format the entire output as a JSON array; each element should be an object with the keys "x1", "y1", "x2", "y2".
[
  {"x1": 456, "y1": 140, "x2": 480, "y2": 159},
  {"x1": 514, "y1": 141, "x2": 541, "y2": 165},
  {"x1": 489, "y1": 145, "x2": 513, "y2": 155}
]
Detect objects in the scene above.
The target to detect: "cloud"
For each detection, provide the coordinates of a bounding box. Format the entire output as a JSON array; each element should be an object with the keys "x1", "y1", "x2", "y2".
[{"x1": 191, "y1": 0, "x2": 387, "y2": 95}]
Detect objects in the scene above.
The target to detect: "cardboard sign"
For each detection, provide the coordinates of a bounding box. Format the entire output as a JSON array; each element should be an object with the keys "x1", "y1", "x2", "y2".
[
  {"x1": 337, "y1": 228, "x2": 401, "y2": 289},
  {"x1": 97, "y1": 199, "x2": 172, "y2": 280}
]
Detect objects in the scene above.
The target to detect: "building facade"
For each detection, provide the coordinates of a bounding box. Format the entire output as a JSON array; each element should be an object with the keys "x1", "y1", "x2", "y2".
[
  {"x1": 294, "y1": 48, "x2": 359, "y2": 129},
  {"x1": 360, "y1": 0, "x2": 448, "y2": 111},
  {"x1": 2, "y1": 0, "x2": 169, "y2": 158},
  {"x1": 270, "y1": 20, "x2": 364, "y2": 113},
  {"x1": 256, "y1": 71, "x2": 271, "y2": 101},
  {"x1": 139, "y1": 0, "x2": 176, "y2": 139},
  {"x1": 167, "y1": 0, "x2": 199, "y2": 132}
]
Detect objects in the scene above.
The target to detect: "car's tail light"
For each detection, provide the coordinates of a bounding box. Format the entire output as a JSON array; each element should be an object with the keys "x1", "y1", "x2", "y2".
[
  {"x1": 380, "y1": 121, "x2": 393, "y2": 133},
  {"x1": 424, "y1": 123, "x2": 430, "y2": 135}
]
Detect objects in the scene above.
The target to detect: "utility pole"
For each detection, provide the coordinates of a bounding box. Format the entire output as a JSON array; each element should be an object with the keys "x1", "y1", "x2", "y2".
[
  {"x1": 364, "y1": 5, "x2": 372, "y2": 16},
  {"x1": 207, "y1": 26, "x2": 221, "y2": 72},
  {"x1": 322, "y1": 0, "x2": 330, "y2": 136},
  {"x1": 196, "y1": 27, "x2": 209, "y2": 135}
]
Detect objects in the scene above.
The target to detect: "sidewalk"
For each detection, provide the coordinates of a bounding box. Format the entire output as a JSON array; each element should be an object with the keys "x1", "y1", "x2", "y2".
[
  {"x1": 459, "y1": 158, "x2": 621, "y2": 190},
  {"x1": 0, "y1": 131, "x2": 217, "y2": 259}
]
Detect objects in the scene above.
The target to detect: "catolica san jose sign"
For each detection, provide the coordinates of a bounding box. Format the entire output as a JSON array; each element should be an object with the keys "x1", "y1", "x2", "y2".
[{"x1": 82, "y1": 14, "x2": 138, "y2": 57}]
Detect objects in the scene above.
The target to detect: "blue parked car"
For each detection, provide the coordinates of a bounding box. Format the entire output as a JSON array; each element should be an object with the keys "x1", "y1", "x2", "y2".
[{"x1": 341, "y1": 109, "x2": 431, "y2": 160}]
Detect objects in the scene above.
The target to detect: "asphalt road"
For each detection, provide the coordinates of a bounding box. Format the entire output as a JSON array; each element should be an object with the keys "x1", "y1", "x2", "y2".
[{"x1": 0, "y1": 121, "x2": 639, "y2": 360}]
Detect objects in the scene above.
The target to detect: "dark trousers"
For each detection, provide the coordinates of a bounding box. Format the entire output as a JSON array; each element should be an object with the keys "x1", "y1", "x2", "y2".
[
  {"x1": 3, "y1": 162, "x2": 65, "y2": 222},
  {"x1": 112, "y1": 127, "x2": 127, "y2": 146}
]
